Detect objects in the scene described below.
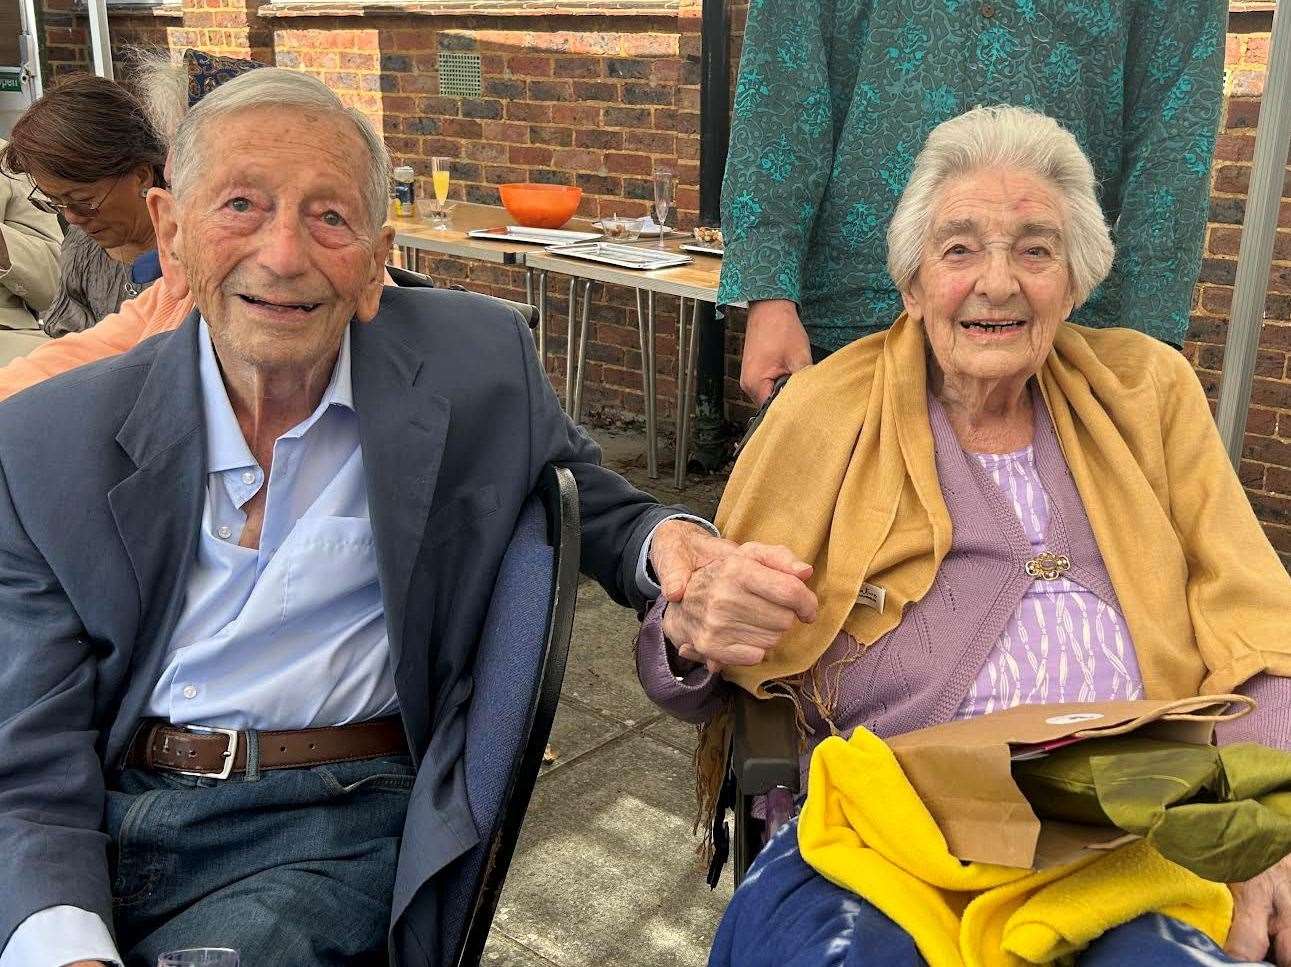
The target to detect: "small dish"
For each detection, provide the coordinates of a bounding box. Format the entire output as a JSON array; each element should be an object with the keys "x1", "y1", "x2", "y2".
[{"x1": 597, "y1": 215, "x2": 645, "y2": 242}]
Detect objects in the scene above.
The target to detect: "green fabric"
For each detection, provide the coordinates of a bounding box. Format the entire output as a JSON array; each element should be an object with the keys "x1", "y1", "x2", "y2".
[
  {"x1": 718, "y1": 0, "x2": 1226, "y2": 350},
  {"x1": 1014, "y1": 737, "x2": 1291, "y2": 883}
]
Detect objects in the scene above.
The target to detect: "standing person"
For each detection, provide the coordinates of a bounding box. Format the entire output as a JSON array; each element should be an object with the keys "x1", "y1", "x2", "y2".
[
  {"x1": 0, "y1": 141, "x2": 62, "y2": 363},
  {"x1": 1, "y1": 75, "x2": 167, "y2": 338},
  {"x1": 720, "y1": 0, "x2": 1226, "y2": 403}
]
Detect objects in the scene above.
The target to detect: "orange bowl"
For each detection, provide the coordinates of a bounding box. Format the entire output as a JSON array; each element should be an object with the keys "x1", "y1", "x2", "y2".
[{"x1": 498, "y1": 183, "x2": 583, "y2": 229}]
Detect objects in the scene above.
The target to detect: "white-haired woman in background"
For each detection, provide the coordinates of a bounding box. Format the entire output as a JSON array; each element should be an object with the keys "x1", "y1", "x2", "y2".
[{"x1": 640, "y1": 105, "x2": 1291, "y2": 963}]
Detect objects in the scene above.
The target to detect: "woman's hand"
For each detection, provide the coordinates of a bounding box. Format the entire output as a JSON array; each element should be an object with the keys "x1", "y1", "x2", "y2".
[
  {"x1": 740, "y1": 300, "x2": 813, "y2": 404},
  {"x1": 1227, "y1": 853, "x2": 1291, "y2": 963},
  {"x1": 662, "y1": 541, "x2": 816, "y2": 671}
]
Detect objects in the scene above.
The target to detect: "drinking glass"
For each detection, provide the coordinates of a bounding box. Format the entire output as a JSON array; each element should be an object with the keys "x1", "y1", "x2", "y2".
[
  {"x1": 158, "y1": 949, "x2": 239, "y2": 967},
  {"x1": 652, "y1": 167, "x2": 675, "y2": 249},
  {"x1": 431, "y1": 157, "x2": 451, "y2": 204}
]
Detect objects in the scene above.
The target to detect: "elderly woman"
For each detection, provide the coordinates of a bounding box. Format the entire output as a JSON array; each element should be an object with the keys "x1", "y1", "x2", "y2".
[
  {"x1": 640, "y1": 106, "x2": 1291, "y2": 964},
  {"x1": 0, "y1": 75, "x2": 166, "y2": 337}
]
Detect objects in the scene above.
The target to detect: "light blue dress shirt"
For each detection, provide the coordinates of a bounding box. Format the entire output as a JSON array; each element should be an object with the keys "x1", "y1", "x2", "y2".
[{"x1": 2, "y1": 320, "x2": 711, "y2": 967}]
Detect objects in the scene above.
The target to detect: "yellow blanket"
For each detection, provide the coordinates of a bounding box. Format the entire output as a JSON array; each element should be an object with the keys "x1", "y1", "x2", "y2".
[{"x1": 798, "y1": 728, "x2": 1233, "y2": 967}]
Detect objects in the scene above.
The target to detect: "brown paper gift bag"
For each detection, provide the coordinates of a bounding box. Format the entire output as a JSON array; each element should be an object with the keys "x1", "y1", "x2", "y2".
[{"x1": 884, "y1": 695, "x2": 1254, "y2": 870}]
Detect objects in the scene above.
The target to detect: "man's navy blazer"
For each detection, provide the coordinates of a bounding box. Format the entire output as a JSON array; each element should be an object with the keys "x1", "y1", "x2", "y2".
[{"x1": 0, "y1": 286, "x2": 677, "y2": 962}]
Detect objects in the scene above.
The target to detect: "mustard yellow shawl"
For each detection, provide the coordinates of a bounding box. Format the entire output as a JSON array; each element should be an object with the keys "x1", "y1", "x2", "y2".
[{"x1": 715, "y1": 313, "x2": 1291, "y2": 701}]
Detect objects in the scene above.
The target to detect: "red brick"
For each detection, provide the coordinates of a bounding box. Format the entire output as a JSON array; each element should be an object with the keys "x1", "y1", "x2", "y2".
[
  {"x1": 1208, "y1": 226, "x2": 1242, "y2": 257},
  {"x1": 576, "y1": 129, "x2": 625, "y2": 150},
  {"x1": 552, "y1": 57, "x2": 602, "y2": 79},
  {"x1": 549, "y1": 104, "x2": 602, "y2": 126},
  {"x1": 1269, "y1": 467, "x2": 1291, "y2": 496},
  {"x1": 1246, "y1": 36, "x2": 1271, "y2": 65},
  {"x1": 484, "y1": 165, "x2": 528, "y2": 184},
  {"x1": 1249, "y1": 376, "x2": 1291, "y2": 409},
  {"x1": 509, "y1": 144, "x2": 554, "y2": 166},
  {"x1": 465, "y1": 141, "x2": 510, "y2": 164},
  {"x1": 530, "y1": 125, "x2": 573, "y2": 147},
  {"x1": 481, "y1": 120, "x2": 528, "y2": 143},
  {"x1": 604, "y1": 152, "x2": 653, "y2": 176},
  {"x1": 1214, "y1": 133, "x2": 1256, "y2": 163},
  {"x1": 506, "y1": 101, "x2": 553, "y2": 123},
  {"x1": 1214, "y1": 165, "x2": 1251, "y2": 194},
  {"x1": 1231, "y1": 69, "x2": 1266, "y2": 98},
  {"x1": 1248, "y1": 406, "x2": 1279, "y2": 436},
  {"x1": 507, "y1": 54, "x2": 554, "y2": 77},
  {"x1": 573, "y1": 81, "x2": 620, "y2": 102},
  {"x1": 552, "y1": 148, "x2": 605, "y2": 172},
  {"x1": 1240, "y1": 460, "x2": 1266, "y2": 489},
  {"x1": 624, "y1": 130, "x2": 676, "y2": 154}
]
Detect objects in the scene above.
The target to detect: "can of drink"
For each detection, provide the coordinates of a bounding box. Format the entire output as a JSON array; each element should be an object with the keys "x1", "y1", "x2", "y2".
[{"x1": 392, "y1": 166, "x2": 416, "y2": 218}]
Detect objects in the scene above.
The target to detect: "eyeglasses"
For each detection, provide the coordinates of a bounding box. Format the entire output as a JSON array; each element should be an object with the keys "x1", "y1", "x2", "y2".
[{"x1": 27, "y1": 171, "x2": 126, "y2": 218}]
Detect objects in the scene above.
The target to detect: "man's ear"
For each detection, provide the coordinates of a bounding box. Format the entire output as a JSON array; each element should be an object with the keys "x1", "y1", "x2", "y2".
[
  {"x1": 356, "y1": 225, "x2": 395, "y2": 323},
  {"x1": 147, "y1": 187, "x2": 189, "y2": 294}
]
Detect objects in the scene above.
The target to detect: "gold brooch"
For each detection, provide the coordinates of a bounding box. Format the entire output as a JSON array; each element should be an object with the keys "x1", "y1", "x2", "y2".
[{"x1": 1025, "y1": 552, "x2": 1071, "y2": 581}]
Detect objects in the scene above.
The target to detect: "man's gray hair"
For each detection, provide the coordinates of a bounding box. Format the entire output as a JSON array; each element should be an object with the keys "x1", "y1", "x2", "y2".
[
  {"x1": 886, "y1": 105, "x2": 1114, "y2": 308},
  {"x1": 169, "y1": 67, "x2": 391, "y2": 232}
]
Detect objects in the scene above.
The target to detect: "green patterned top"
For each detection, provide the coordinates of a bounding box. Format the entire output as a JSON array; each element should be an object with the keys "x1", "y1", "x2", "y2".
[{"x1": 718, "y1": 0, "x2": 1225, "y2": 349}]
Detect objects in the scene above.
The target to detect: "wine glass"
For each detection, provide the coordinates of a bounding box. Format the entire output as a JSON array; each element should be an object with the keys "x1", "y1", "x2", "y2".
[
  {"x1": 158, "y1": 949, "x2": 239, "y2": 967},
  {"x1": 652, "y1": 167, "x2": 675, "y2": 249},
  {"x1": 431, "y1": 157, "x2": 451, "y2": 204}
]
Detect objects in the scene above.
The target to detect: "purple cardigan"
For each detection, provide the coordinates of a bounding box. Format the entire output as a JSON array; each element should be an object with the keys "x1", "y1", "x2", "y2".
[{"x1": 637, "y1": 393, "x2": 1291, "y2": 778}]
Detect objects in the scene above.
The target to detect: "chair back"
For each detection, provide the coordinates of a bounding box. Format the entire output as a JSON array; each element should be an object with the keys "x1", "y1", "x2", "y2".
[{"x1": 441, "y1": 464, "x2": 580, "y2": 966}]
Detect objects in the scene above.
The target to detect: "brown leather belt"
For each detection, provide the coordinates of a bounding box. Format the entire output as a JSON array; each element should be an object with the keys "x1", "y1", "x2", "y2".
[{"x1": 125, "y1": 717, "x2": 408, "y2": 780}]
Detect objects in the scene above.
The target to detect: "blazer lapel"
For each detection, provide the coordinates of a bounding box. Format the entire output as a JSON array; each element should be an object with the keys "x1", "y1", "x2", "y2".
[
  {"x1": 107, "y1": 312, "x2": 207, "y2": 734},
  {"x1": 351, "y1": 318, "x2": 450, "y2": 748}
]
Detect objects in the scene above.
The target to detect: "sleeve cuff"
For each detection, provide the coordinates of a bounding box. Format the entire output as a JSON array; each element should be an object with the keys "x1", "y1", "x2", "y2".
[
  {"x1": 634, "y1": 514, "x2": 721, "y2": 599},
  {"x1": 635, "y1": 597, "x2": 720, "y2": 724},
  {"x1": 0, "y1": 905, "x2": 121, "y2": 967}
]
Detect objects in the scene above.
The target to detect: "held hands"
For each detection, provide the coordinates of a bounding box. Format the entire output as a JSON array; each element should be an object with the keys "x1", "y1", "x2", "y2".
[
  {"x1": 740, "y1": 300, "x2": 813, "y2": 405},
  {"x1": 1227, "y1": 853, "x2": 1291, "y2": 964},
  {"x1": 661, "y1": 541, "x2": 817, "y2": 672}
]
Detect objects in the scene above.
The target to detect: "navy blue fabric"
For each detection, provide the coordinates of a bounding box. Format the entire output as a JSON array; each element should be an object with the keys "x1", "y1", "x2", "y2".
[
  {"x1": 129, "y1": 249, "x2": 162, "y2": 285},
  {"x1": 709, "y1": 819, "x2": 1262, "y2": 967},
  {"x1": 439, "y1": 494, "x2": 553, "y2": 958}
]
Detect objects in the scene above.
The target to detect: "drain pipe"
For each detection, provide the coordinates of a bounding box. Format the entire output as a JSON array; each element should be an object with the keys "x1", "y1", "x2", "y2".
[{"x1": 691, "y1": 0, "x2": 731, "y2": 473}]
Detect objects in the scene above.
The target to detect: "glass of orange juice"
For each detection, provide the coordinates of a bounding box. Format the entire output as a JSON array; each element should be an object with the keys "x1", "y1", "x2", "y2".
[{"x1": 431, "y1": 157, "x2": 451, "y2": 204}]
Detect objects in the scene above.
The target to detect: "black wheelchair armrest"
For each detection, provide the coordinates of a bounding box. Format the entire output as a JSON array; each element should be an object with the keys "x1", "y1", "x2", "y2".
[{"x1": 733, "y1": 690, "x2": 800, "y2": 796}]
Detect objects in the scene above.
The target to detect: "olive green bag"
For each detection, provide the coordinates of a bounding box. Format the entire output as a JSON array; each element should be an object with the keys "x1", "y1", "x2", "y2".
[{"x1": 1014, "y1": 735, "x2": 1291, "y2": 882}]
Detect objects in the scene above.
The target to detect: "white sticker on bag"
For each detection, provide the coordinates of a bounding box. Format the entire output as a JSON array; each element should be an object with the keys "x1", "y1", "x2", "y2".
[{"x1": 1045, "y1": 712, "x2": 1105, "y2": 725}]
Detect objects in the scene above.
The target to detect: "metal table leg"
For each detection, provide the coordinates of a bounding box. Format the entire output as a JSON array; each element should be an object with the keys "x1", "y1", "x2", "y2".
[
  {"x1": 536, "y1": 271, "x2": 547, "y2": 362},
  {"x1": 634, "y1": 289, "x2": 659, "y2": 479},
  {"x1": 675, "y1": 298, "x2": 702, "y2": 490},
  {"x1": 572, "y1": 279, "x2": 594, "y2": 424}
]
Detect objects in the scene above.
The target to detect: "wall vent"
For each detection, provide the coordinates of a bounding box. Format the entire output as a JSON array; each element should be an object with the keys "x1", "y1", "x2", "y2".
[{"x1": 437, "y1": 51, "x2": 482, "y2": 98}]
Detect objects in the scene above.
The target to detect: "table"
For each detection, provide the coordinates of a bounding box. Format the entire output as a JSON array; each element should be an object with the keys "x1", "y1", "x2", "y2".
[
  {"x1": 390, "y1": 202, "x2": 603, "y2": 368},
  {"x1": 525, "y1": 243, "x2": 722, "y2": 487}
]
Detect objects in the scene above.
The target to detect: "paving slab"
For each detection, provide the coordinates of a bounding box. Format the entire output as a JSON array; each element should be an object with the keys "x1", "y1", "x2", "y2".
[
  {"x1": 643, "y1": 713, "x2": 700, "y2": 758},
  {"x1": 493, "y1": 733, "x2": 730, "y2": 967},
  {"x1": 482, "y1": 933, "x2": 562, "y2": 967},
  {"x1": 558, "y1": 584, "x2": 658, "y2": 726},
  {"x1": 542, "y1": 698, "x2": 628, "y2": 774}
]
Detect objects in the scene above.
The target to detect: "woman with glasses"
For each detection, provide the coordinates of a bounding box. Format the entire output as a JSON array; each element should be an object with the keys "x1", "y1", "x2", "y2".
[{"x1": 0, "y1": 75, "x2": 166, "y2": 338}]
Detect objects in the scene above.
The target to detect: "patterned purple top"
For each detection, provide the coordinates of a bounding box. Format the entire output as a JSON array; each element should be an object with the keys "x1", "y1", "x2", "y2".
[{"x1": 955, "y1": 445, "x2": 1144, "y2": 720}]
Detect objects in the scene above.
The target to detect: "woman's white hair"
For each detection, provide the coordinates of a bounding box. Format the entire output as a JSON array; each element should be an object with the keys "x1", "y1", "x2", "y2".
[
  {"x1": 886, "y1": 105, "x2": 1114, "y2": 308},
  {"x1": 126, "y1": 47, "x2": 189, "y2": 146},
  {"x1": 169, "y1": 67, "x2": 391, "y2": 233}
]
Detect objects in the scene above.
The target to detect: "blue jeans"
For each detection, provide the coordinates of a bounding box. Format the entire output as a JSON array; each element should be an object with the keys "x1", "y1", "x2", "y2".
[
  {"x1": 106, "y1": 751, "x2": 415, "y2": 967},
  {"x1": 711, "y1": 818, "x2": 1265, "y2": 966}
]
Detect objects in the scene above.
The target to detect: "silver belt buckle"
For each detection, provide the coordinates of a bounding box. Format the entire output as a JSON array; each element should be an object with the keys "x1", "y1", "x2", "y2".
[{"x1": 176, "y1": 725, "x2": 239, "y2": 780}]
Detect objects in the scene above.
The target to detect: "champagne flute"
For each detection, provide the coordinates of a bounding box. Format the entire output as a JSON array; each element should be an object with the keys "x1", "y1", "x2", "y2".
[
  {"x1": 431, "y1": 157, "x2": 451, "y2": 204},
  {"x1": 652, "y1": 167, "x2": 675, "y2": 250},
  {"x1": 158, "y1": 949, "x2": 239, "y2": 967}
]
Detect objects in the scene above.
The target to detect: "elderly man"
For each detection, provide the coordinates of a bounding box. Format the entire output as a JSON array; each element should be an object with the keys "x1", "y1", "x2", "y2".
[{"x1": 0, "y1": 69, "x2": 778, "y2": 967}]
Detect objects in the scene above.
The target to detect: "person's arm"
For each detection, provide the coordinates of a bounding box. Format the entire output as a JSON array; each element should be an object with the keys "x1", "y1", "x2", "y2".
[
  {"x1": 0, "y1": 281, "x2": 170, "y2": 402},
  {"x1": 718, "y1": 3, "x2": 836, "y2": 401},
  {"x1": 0, "y1": 454, "x2": 116, "y2": 964},
  {"x1": 1095, "y1": 0, "x2": 1225, "y2": 345},
  {"x1": 0, "y1": 178, "x2": 62, "y2": 314},
  {"x1": 635, "y1": 598, "x2": 727, "y2": 724}
]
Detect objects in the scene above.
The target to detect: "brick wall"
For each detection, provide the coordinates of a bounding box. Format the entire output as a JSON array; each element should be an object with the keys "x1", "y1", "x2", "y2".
[{"x1": 28, "y1": 2, "x2": 1291, "y2": 561}]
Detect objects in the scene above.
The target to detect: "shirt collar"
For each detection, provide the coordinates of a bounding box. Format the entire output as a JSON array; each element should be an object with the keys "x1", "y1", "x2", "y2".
[{"x1": 197, "y1": 318, "x2": 355, "y2": 474}]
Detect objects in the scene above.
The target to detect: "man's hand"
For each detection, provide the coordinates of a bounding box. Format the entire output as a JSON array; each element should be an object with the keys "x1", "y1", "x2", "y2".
[
  {"x1": 662, "y1": 541, "x2": 816, "y2": 671},
  {"x1": 648, "y1": 519, "x2": 739, "y2": 603},
  {"x1": 1227, "y1": 853, "x2": 1291, "y2": 963},
  {"x1": 740, "y1": 299, "x2": 813, "y2": 405}
]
